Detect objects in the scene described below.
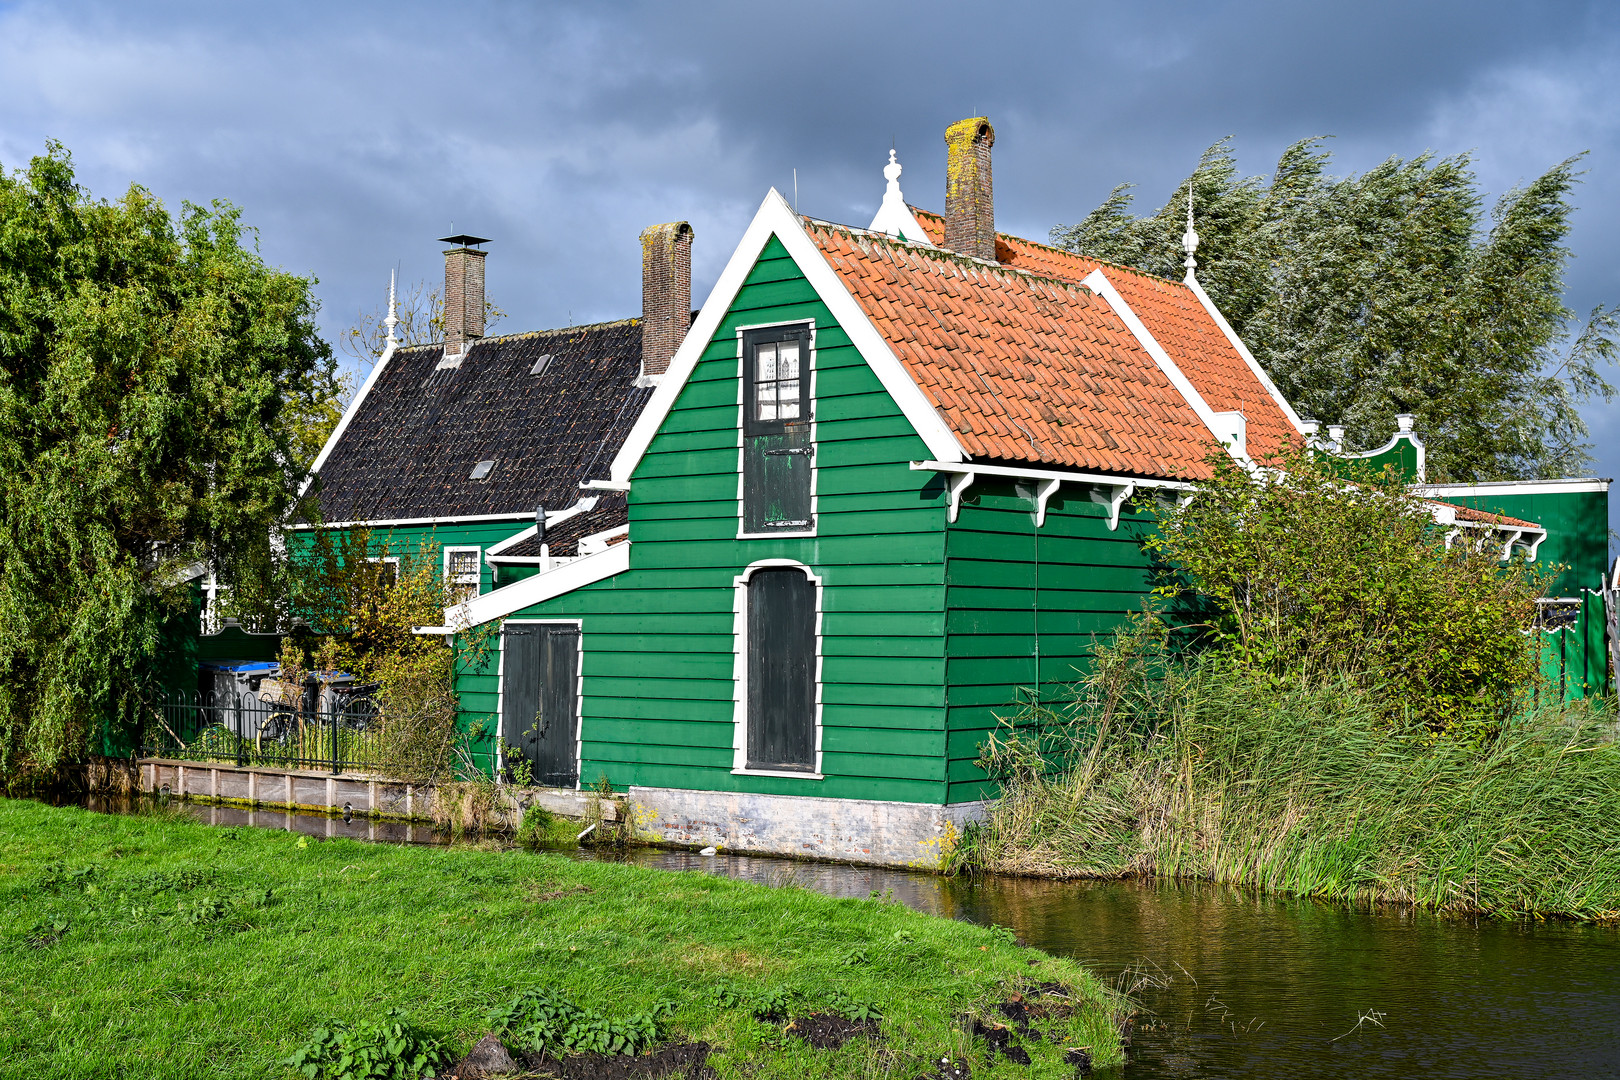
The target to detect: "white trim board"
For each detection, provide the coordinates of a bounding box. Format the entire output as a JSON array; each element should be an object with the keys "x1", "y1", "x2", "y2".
[
  {"x1": 287, "y1": 511, "x2": 535, "y2": 531},
  {"x1": 1418, "y1": 479, "x2": 1611, "y2": 497},
  {"x1": 445, "y1": 541, "x2": 631, "y2": 628},
  {"x1": 1082, "y1": 268, "x2": 1249, "y2": 466},
  {"x1": 731, "y1": 559, "x2": 825, "y2": 780},
  {"x1": 607, "y1": 188, "x2": 965, "y2": 488},
  {"x1": 1183, "y1": 273, "x2": 1306, "y2": 434},
  {"x1": 484, "y1": 497, "x2": 601, "y2": 558},
  {"x1": 1341, "y1": 429, "x2": 1427, "y2": 483},
  {"x1": 300, "y1": 339, "x2": 398, "y2": 500}
]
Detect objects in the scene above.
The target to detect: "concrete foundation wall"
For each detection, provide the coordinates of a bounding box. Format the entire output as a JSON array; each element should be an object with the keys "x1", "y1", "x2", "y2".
[{"x1": 628, "y1": 786, "x2": 986, "y2": 869}]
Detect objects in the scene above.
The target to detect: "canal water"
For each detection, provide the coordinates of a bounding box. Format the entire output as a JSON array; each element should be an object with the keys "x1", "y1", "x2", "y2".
[{"x1": 87, "y1": 797, "x2": 1620, "y2": 1078}]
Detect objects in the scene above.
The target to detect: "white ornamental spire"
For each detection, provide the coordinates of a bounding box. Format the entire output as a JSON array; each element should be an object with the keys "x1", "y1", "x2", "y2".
[
  {"x1": 384, "y1": 269, "x2": 400, "y2": 350},
  {"x1": 869, "y1": 148, "x2": 934, "y2": 246},
  {"x1": 1182, "y1": 180, "x2": 1199, "y2": 283}
]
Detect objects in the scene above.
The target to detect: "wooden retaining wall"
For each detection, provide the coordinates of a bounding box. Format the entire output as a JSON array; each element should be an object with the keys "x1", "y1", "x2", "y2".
[
  {"x1": 139, "y1": 758, "x2": 431, "y2": 819},
  {"x1": 133, "y1": 757, "x2": 617, "y2": 828}
]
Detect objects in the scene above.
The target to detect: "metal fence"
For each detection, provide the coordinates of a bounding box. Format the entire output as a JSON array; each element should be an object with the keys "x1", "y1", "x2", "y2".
[{"x1": 141, "y1": 687, "x2": 393, "y2": 775}]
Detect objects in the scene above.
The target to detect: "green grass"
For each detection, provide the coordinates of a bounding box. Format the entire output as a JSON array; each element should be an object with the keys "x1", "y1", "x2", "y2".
[
  {"x1": 0, "y1": 798, "x2": 1124, "y2": 1079},
  {"x1": 962, "y1": 666, "x2": 1620, "y2": 920}
]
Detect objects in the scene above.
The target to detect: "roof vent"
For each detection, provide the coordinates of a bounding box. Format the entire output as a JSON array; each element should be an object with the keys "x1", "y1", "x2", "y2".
[
  {"x1": 470, "y1": 459, "x2": 497, "y2": 481},
  {"x1": 530, "y1": 353, "x2": 553, "y2": 376}
]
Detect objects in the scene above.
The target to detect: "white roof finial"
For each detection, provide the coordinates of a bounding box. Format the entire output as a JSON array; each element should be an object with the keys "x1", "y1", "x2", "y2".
[
  {"x1": 869, "y1": 148, "x2": 934, "y2": 247},
  {"x1": 1182, "y1": 180, "x2": 1199, "y2": 283},
  {"x1": 384, "y1": 269, "x2": 400, "y2": 350}
]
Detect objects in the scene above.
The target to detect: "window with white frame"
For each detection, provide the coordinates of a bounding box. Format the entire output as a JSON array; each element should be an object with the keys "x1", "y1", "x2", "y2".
[
  {"x1": 742, "y1": 325, "x2": 813, "y2": 533},
  {"x1": 444, "y1": 547, "x2": 481, "y2": 604}
]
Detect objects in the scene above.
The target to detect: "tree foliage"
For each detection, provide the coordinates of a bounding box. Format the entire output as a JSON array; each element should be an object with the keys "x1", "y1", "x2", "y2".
[
  {"x1": 0, "y1": 143, "x2": 335, "y2": 781},
  {"x1": 1145, "y1": 449, "x2": 1548, "y2": 735},
  {"x1": 1053, "y1": 138, "x2": 1618, "y2": 480}
]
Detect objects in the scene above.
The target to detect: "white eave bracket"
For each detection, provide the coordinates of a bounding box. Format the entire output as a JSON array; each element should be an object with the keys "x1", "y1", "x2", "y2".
[{"x1": 913, "y1": 461, "x2": 1183, "y2": 531}]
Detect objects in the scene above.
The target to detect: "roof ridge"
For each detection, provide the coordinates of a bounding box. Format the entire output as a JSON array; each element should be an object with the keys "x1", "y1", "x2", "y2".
[
  {"x1": 905, "y1": 203, "x2": 1191, "y2": 290},
  {"x1": 392, "y1": 315, "x2": 641, "y2": 352},
  {"x1": 802, "y1": 218, "x2": 1100, "y2": 297}
]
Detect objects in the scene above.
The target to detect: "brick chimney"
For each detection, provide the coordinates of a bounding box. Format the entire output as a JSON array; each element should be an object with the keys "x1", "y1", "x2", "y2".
[
  {"x1": 439, "y1": 234, "x2": 489, "y2": 351},
  {"x1": 944, "y1": 117, "x2": 996, "y2": 262},
  {"x1": 640, "y1": 221, "x2": 694, "y2": 379}
]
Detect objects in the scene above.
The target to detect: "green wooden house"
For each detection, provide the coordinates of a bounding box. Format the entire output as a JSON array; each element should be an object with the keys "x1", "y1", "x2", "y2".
[{"x1": 433, "y1": 118, "x2": 1579, "y2": 868}]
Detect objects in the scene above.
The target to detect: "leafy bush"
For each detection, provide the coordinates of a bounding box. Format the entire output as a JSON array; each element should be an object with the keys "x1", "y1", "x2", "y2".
[
  {"x1": 1147, "y1": 448, "x2": 1548, "y2": 735},
  {"x1": 487, "y1": 988, "x2": 669, "y2": 1057},
  {"x1": 283, "y1": 1009, "x2": 444, "y2": 1080}
]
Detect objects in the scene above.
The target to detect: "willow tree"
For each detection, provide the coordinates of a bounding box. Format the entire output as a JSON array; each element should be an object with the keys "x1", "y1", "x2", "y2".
[
  {"x1": 0, "y1": 144, "x2": 335, "y2": 783},
  {"x1": 1053, "y1": 139, "x2": 1617, "y2": 481}
]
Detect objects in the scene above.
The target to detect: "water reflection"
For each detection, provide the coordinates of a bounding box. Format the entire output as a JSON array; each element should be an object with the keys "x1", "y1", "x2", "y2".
[{"x1": 78, "y1": 796, "x2": 1620, "y2": 1079}]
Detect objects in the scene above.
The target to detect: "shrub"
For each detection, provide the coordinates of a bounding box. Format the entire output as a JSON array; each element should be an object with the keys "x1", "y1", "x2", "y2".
[{"x1": 1146, "y1": 448, "x2": 1549, "y2": 735}]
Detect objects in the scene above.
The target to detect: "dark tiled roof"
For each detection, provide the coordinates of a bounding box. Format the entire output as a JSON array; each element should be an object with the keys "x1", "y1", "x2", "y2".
[
  {"x1": 312, "y1": 321, "x2": 652, "y2": 521},
  {"x1": 502, "y1": 494, "x2": 628, "y2": 557}
]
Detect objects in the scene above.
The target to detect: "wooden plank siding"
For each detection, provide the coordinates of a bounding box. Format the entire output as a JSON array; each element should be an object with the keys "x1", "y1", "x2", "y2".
[
  {"x1": 285, "y1": 520, "x2": 528, "y2": 598},
  {"x1": 454, "y1": 236, "x2": 952, "y2": 803},
  {"x1": 942, "y1": 480, "x2": 1158, "y2": 803}
]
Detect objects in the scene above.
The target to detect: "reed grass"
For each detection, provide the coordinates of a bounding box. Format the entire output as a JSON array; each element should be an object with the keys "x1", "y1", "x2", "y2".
[{"x1": 961, "y1": 663, "x2": 1620, "y2": 920}]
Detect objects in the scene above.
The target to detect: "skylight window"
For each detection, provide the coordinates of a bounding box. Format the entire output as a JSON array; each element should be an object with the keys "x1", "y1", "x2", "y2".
[
  {"x1": 530, "y1": 353, "x2": 553, "y2": 375},
  {"x1": 470, "y1": 459, "x2": 497, "y2": 481}
]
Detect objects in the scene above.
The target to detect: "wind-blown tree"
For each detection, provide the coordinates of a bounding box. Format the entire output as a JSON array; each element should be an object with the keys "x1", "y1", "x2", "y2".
[
  {"x1": 1053, "y1": 138, "x2": 1618, "y2": 481},
  {"x1": 0, "y1": 143, "x2": 336, "y2": 783}
]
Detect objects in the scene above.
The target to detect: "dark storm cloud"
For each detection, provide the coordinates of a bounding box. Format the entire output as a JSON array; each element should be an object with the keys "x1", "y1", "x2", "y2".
[{"x1": 1, "y1": 0, "x2": 1616, "y2": 527}]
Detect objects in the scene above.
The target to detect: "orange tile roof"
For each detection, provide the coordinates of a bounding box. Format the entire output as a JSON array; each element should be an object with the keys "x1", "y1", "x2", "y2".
[
  {"x1": 1438, "y1": 502, "x2": 1541, "y2": 529},
  {"x1": 904, "y1": 208, "x2": 1299, "y2": 465},
  {"x1": 804, "y1": 220, "x2": 1220, "y2": 480}
]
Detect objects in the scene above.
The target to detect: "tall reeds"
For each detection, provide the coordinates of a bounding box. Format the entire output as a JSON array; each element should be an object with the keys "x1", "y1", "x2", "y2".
[{"x1": 962, "y1": 638, "x2": 1620, "y2": 920}]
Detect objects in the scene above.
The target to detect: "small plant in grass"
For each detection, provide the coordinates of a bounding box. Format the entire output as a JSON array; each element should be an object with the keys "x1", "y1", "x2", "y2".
[
  {"x1": 487, "y1": 987, "x2": 670, "y2": 1057},
  {"x1": 283, "y1": 1009, "x2": 445, "y2": 1080},
  {"x1": 514, "y1": 805, "x2": 556, "y2": 849}
]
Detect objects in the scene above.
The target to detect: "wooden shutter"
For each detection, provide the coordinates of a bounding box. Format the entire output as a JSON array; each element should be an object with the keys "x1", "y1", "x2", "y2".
[
  {"x1": 746, "y1": 568, "x2": 816, "y2": 771},
  {"x1": 742, "y1": 327, "x2": 813, "y2": 533}
]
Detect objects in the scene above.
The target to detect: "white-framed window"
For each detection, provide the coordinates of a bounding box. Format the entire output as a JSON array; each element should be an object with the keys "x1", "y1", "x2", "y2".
[
  {"x1": 444, "y1": 546, "x2": 482, "y2": 604},
  {"x1": 366, "y1": 555, "x2": 400, "y2": 590},
  {"x1": 731, "y1": 559, "x2": 823, "y2": 778},
  {"x1": 736, "y1": 321, "x2": 817, "y2": 539}
]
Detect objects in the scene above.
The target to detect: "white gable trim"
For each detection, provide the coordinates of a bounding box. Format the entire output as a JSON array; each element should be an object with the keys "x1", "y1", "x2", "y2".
[
  {"x1": 1418, "y1": 478, "x2": 1611, "y2": 497},
  {"x1": 300, "y1": 339, "x2": 397, "y2": 499},
  {"x1": 1082, "y1": 268, "x2": 1249, "y2": 466},
  {"x1": 606, "y1": 189, "x2": 963, "y2": 486},
  {"x1": 444, "y1": 541, "x2": 630, "y2": 629},
  {"x1": 1183, "y1": 274, "x2": 1306, "y2": 433}
]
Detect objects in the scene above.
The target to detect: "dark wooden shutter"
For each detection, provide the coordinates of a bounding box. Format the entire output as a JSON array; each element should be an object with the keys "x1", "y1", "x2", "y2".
[
  {"x1": 742, "y1": 327, "x2": 813, "y2": 533},
  {"x1": 501, "y1": 624, "x2": 580, "y2": 787},
  {"x1": 746, "y1": 568, "x2": 816, "y2": 771}
]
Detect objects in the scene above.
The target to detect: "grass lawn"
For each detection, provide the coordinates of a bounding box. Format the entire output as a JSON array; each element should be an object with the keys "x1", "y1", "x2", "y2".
[{"x1": 0, "y1": 798, "x2": 1124, "y2": 1079}]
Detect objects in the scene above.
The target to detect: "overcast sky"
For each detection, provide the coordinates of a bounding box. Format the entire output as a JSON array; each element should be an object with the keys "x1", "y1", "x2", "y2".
[{"x1": 3, "y1": 0, "x2": 1617, "y2": 538}]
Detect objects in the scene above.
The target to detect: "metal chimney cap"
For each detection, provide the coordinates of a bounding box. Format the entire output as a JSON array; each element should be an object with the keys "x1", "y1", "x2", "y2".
[{"x1": 438, "y1": 234, "x2": 490, "y2": 248}]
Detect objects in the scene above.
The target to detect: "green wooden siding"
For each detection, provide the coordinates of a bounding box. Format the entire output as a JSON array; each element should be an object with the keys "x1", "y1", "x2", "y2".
[
  {"x1": 455, "y1": 235, "x2": 951, "y2": 803},
  {"x1": 285, "y1": 519, "x2": 529, "y2": 598},
  {"x1": 1435, "y1": 486, "x2": 1612, "y2": 700},
  {"x1": 943, "y1": 481, "x2": 1158, "y2": 803}
]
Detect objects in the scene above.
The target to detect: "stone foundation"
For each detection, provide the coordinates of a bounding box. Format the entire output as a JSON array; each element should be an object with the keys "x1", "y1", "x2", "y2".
[{"x1": 627, "y1": 786, "x2": 986, "y2": 870}]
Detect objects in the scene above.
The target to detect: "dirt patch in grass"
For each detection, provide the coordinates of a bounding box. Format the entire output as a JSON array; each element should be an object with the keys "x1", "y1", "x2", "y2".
[
  {"x1": 782, "y1": 1012, "x2": 880, "y2": 1050},
  {"x1": 510, "y1": 1040, "x2": 716, "y2": 1079}
]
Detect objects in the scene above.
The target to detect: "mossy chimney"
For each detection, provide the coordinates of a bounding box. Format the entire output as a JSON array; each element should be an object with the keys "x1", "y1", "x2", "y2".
[{"x1": 944, "y1": 117, "x2": 996, "y2": 262}]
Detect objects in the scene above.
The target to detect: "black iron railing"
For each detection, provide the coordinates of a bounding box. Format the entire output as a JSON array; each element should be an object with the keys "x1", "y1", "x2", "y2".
[{"x1": 141, "y1": 688, "x2": 392, "y2": 775}]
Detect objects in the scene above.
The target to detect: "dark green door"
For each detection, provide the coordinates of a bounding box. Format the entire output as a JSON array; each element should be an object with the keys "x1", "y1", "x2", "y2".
[
  {"x1": 501, "y1": 624, "x2": 580, "y2": 787},
  {"x1": 746, "y1": 568, "x2": 816, "y2": 771}
]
